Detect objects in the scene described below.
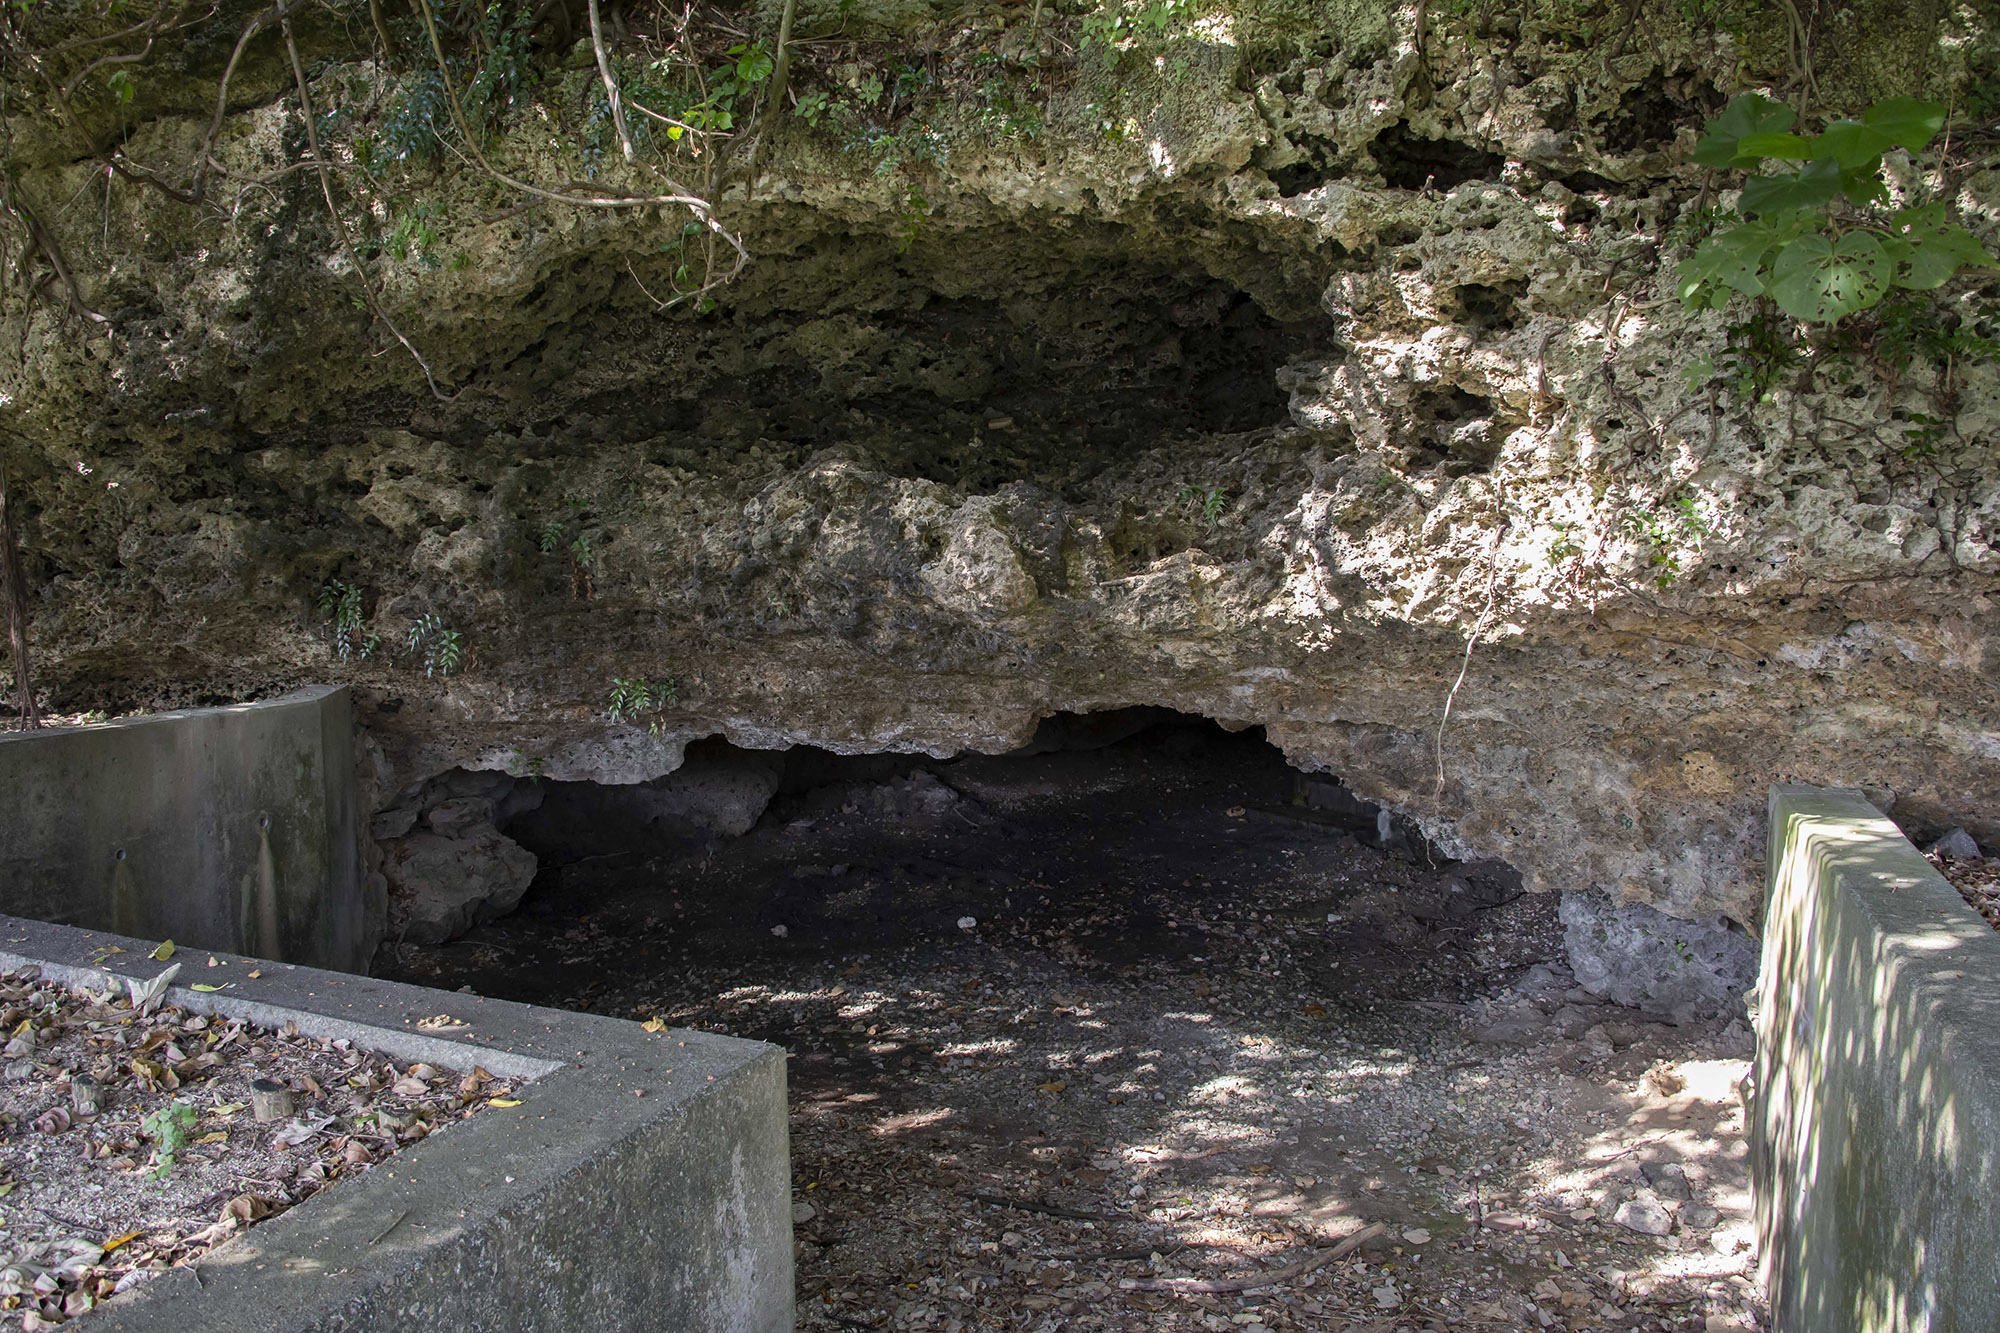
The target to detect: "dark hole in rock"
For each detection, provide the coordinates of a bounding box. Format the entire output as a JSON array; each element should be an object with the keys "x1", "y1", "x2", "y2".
[
  {"x1": 1597, "y1": 73, "x2": 1717, "y2": 155},
  {"x1": 374, "y1": 711, "x2": 1539, "y2": 1021},
  {"x1": 1371, "y1": 124, "x2": 1505, "y2": 191},
  {"x1": 1269, "y1": 159, "x2": 1326, "y2": 197},
  {"x1": 1451, "y1": 280, "x2": 1528, "y2": 333}
]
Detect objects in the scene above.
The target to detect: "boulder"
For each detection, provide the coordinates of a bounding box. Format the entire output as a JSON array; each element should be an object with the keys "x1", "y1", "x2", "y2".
[
  {"x1": 1559, "y1": 892, "x2": 1759, "y2": 1021},
  {"x1": 383, "y1": 829, "x2": 538, "y2": 944},
  {"x1": 1927, "y1": 827, "x2": 1983, "y2": 861}
]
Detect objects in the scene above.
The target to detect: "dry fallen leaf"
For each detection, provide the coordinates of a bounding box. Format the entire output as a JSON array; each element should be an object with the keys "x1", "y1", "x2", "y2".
[
  {"x1": 101, "y1": 1232, "x2": 143, "y2": 1254},
  {"x1": 488, "y1": 1098, "x2": 522, "y2": 1108},
  {"x1": 1036, "y1": 1080, "x2": 1066, "y2": 1094},
  {"x1": 247, "y1": 970, "x2": 263, "y2": 979},
  {"x1": 641, "y1": 1018, "x2": 668, "y2": 1034},
  {"x1": 149, "y1": 942, "x2": 175, "y2": 961},
  {"x1": 390, "y1": 1076, "x2": 429, "y2": 1096},
  {"x1": 415, "y1": 1015, "x2": 468, "y2": 1033}
]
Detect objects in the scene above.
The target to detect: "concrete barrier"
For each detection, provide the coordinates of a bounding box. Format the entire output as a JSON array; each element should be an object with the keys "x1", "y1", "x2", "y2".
[
  {"x1": 1752, "y1": 785, "x2": 2000, "y2": 1333},
  {"x1": 0, "y1": 687, "x2": 377, "y2": 972},
  {"x1": 0, "y1": 913, "x2": 793, "y2": 1333}
]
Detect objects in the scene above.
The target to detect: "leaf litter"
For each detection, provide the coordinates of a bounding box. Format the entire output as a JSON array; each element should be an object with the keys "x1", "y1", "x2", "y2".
[{"x1": 0, "y1": 966, "x2": 511, "y2": 1326}]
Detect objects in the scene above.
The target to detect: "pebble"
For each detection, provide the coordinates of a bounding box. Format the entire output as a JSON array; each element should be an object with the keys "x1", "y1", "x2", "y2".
[
  {"x1": 1401, "y1": 1228, "x2": 1431, "y2": 1245},
  {"x1": 792, "y1": 1201, "x2": 817, "y2": 1224},
  {"x1": 1641, "y1": 1161, "x2": 1693, "y2": 1201},
  {"x1": 1613, "y1": 1195, "x2": 1674, "y2": 1236},
  {"x1": 1371, "y1": 1285, "x2": 1401, "y2": 1309}
]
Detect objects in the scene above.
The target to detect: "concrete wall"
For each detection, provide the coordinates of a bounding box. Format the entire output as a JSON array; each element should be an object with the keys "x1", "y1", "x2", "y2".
[
  {"x1": 0, "y1": 687, "x2": 377, "y2": 972},
  {"x1": 0, "y1": 914, "x2": 792, "y2": 1333},
  {"x1": 1752, "y1": 785, "x2": 2000, "y2": 1333}
]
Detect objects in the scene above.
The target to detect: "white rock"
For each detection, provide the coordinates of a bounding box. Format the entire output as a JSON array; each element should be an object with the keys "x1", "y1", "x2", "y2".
[
  {"x1": 957, "y1": 916, "x2": 978, "y2": 930},
  {"x1": 1613, "y1": 1195, "x2": 1674, "y2": 1236},
  {"x1": 770, "y1": 924, "x2": 789, "y2": 938},
  {"x1": 1372, "y1": 1285, "x2": 1402, "y2": 1309}
]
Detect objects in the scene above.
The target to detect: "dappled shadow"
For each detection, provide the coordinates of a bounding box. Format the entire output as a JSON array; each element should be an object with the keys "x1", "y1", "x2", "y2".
[{"x1": 1755, "y1": 793, "x2": 2000, "y2": 1332}]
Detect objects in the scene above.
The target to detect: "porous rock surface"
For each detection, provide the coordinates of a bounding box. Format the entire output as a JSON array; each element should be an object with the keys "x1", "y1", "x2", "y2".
[{"x1": 1, "y1": 0, "x2": 1995, "y2": 940}]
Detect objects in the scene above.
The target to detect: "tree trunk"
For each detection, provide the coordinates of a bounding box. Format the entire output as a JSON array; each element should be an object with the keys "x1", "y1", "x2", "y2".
[{"x1": 0, "y1": 470, "x2": 40, "y2": 729}]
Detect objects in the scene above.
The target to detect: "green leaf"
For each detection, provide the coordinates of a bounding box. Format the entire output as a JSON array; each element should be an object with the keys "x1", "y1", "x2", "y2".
[
  {"x1": 1692, "y1": 93, "x2": 1797, "y2": 170},
  {"x1": 1814, "y1": 119, "x2": 1895, "y2": 170},
  {"x1": 1737, "y1": 132, "x2": 1816, "y2": 160},
  {"x1": 1837, "y1": 162, "x2": 1889, "y2": 207},
  {"x1": 1861, "y1": 97, "x2": 1946, "y2": 152},
  {"x1": 1739, "y1": 157, "x2": 1841, "y2": 216},
  {"x1": 1886, "y1": 209, "x2": 2000, "y2": 288},
  {"x1": 1676, "y1": 216, "x2": 1807, "y2": 305},
  {"x1": 1769, "y1": 231, "x2": 1893, "y2": 323}
]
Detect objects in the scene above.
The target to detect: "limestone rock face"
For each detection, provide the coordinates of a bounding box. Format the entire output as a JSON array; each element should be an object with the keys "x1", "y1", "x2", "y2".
[{"x1": 0, "y1": 2, "x2": 1994, "y2": 937}]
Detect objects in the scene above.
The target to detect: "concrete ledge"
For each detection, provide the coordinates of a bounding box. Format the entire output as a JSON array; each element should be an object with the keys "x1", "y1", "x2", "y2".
[
  {"x1": 0, "y1": 915, "x2": 792, "y2": 1333},
  {"x1": 1752, "y1": 785, "x2": 2000, "y2": 1333},
  {"x1": 0, "y1": 687, "x2": 375, "y2": 972}
]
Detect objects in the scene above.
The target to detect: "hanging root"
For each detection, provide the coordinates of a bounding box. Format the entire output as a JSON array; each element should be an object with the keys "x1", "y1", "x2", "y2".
[{"x1": 1434, "y1": 485, "x2": 1509, "y2": 797}]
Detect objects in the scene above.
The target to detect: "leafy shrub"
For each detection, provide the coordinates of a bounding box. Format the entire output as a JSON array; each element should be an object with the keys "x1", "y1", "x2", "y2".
[{"x1": 1677, "y1": 94, "x2": 1997, "y2": 325}]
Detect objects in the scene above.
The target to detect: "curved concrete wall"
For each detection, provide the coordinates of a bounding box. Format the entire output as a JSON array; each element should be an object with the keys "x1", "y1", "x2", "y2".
[{"x1": 0, "y1": 686, "x2": 377, "y2": 972}]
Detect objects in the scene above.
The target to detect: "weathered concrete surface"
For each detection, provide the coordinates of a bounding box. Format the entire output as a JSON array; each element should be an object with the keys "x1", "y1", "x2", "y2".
[
  {"x1": 0, "y1": 687, "x2": 377, "y2": 972},
  {"x1": 0, "y1": 913, "x2": 792, "y2": 1333},
  {"x1": 1751, "y1": 786, "x2": 2000, "y2": 1333}
]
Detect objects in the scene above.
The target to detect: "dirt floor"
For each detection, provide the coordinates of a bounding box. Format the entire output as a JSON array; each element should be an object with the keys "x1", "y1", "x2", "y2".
[{"x1": 381, "y1": 720, "x2": 1766, "y2": 1332}]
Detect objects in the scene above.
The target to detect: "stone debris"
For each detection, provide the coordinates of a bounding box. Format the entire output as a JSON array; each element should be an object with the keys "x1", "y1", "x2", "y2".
[{"x1": 1927, "y1": 828, "x2": 1984, "y2": 861}]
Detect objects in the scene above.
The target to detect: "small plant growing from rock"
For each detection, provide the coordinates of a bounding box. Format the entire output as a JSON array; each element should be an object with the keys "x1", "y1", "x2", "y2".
[
  {"x1": 607, "y1": 677, "x2": 678, "y2": 733},
  {"x1": 1621, "y1": 496, "x2": 1711, "y2": 589},
  {"x1": 537, "y1": 498, "x2": 597, "y2": 598},
  {"x1": 316, "y1": 580, "x2": 381, "y2": 662},
  {"x1": 1177, "y1": 483, "x2": 1229, "y2": 531},
  {"x1": 140, "y1": 1100, "x2": 197, "y2": 1181},
  {"x1": 406, "y1": 614, "x2": 466, "y2": 678}
]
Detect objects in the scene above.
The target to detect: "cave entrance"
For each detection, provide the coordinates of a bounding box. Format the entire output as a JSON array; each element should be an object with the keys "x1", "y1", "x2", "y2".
[{"x1": 377, "y1": 709, "x2": 1549, "y2": 1061}]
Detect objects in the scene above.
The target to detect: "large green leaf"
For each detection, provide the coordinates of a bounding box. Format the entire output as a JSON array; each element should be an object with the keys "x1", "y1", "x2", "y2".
[
  {"x1": 1837, "y1": 162, "x2": 1889, "y2": 207},
  {"x1": 1769, "y1": 232, "x2": 1893, "y2": 322},
  {"x1": 1861, "y1": 97, "x2": 1947, "y2": 152},
  {"x1": 1739, "y1": 157, "x2": 1841, "y2": 216},
  {"x1": 1692, "y1": 93, "x2": 1797, "y2": 170},
  {"x1": 1886, "y1": 206, "x2": 2000, "y2": 288},
  {"x1": 1678, "y1": 237, "x2": 1764, "y2": 303},
  {"x1": 1814, "y1": 119, "x2": 1895, "y2": 170},
  {"x1": 1737, "y1": 131, "x2": 1816, "y2": 160},
  {"x1": 1675, "y1": 217, "x2": 1803, "y2": 305}
]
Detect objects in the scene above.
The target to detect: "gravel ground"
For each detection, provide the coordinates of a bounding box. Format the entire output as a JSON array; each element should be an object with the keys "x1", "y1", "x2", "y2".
[
  {"x1": 1933, "y1": 852, "x2": 2000, "y2": 931},
  {"x1": 384, "y1": 721, "x2": 1768, "y2": 1332},
  {"x1": 0, "y1": 961, "x2": 512, "y2": 1328}
]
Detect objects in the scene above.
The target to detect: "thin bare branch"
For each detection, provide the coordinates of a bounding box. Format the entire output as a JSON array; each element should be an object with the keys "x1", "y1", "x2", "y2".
[
  {"x1": 587, "y1": 0, "x2": 637, "y2": 163},
  {"x1": 193, "y1": 2, "x2": 286, "y2": 200},
  {"x1": 280, "y1": 3, "x2": 453, "y2": 401}
]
